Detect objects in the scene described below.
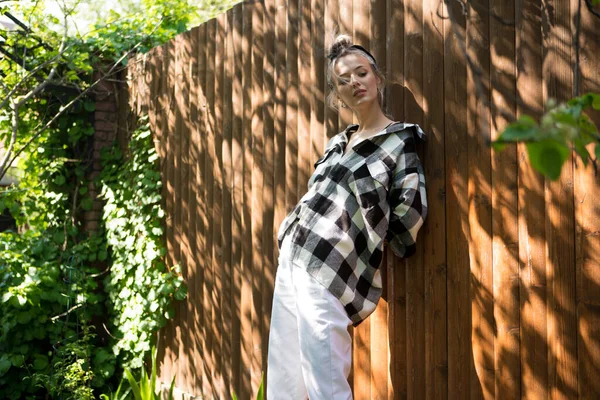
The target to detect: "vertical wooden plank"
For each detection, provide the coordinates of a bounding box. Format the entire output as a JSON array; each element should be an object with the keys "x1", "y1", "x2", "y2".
[
  {"x1": 386, "y1": 0, "x2": 404, "y2": 121},
  {"x1": 542, "y1": 0, "x2": 578, "y2": 398},
  {"x1": 422, "y1": 0, "x2": 448, "y2": 397},
  {"x1": 261, "y1": 0, "x2": 276, "y2": 382},
  {"x1": 165, "y1": 38, "x2": 177, "y2": 384},
  {"x1": 368, "y1": 0, "x2": 390, "y2": 399},
  {"x1": 387, "y1": 246, "x2": 406, "y2": 399},
  {"x1": 575, "y1": 2, "x2": 600, "y2": 397},
  {"x1": 298, "y1": 0, "x2": 311, "y2": 193},
  {"x1": 223, "y1": 8, "x2": 235, "y2": 396},
  {"x1": 466, "y1": 1, "x2": 493, "y2": 399},
  {"x1": 250, "y1": 2, "x2": 266, "y2": 394},
  {"x1": 177, "y1": 30, "x2": 194, "y2": 393},
  {"x1": 241, "y1": 3, "x2": 254, "y2": 398},
  {"x1": 351, "y1": 3, "x2": 371, "y2": 398},
  {"x1": 191, "y1": 23, "x2": 207, "y2": 396},
  {"x1": 264, "y1": 0, "x2": 287, "y2": 387},
  {"x1": 489, "y1": 0, "x2": 520, "y2": 397},
  {"x1": 153, "y1": 44, "x2": 169, "y2": 382},
  {"x1": 212, "y1": 13, "x2": 226, "y2": 397},
  {"x1": 310, "y1": 0, "x2": 325, "y2": 164},
  {"x1": 385, "y1": 0, "x2": 406, "y2": 396},
  {"x1": 285, "y1": 0, "x2": 300, "y2": 213},
  {"x1": 443, "y1": 1, "x2": 472, "y2": 399},
  {"x1": 323, "y1": 0, "x2": 339, "y2": 141},
  {"x1": 272, "y1": 0, "x2": 287, "y2": 257},
  {"x1": 515, "y1": 0, "x2": 548, "y2": 398},
  {"x1": 338, "y1": 0, "x2": 353, "y2": 128},
  {"x1": 370, "y1": 265, "x2": 389, "y2": 400},
  {"x1": 403, "y1": 0, "x2": 425, "y2": 398},
  {"x1": 202, "y1": 18, "x2": 217, "y2": 397},
  {"x1": 271, "y1": 13, "x2": 288, "y2": 395},
  {"x1": 231, "y1": 6, "x2": 244, "y2": 397}
]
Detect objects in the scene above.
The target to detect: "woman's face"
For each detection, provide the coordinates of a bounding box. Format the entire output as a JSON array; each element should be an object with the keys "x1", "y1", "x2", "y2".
[{"x1": 333, "y1": 53, "x2": 381, "y2": 110}]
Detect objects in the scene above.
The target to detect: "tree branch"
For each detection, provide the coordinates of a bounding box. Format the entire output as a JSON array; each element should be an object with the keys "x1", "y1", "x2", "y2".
[
  {"x1": 0, "y1": 12, "x2": 68, "y2": 183},
  {"x1": 0, "y1": 19, "x2": 163, "y2": 183},
  {"x1": 0, "y1": 100, "x2": 19, "y2": 183}
]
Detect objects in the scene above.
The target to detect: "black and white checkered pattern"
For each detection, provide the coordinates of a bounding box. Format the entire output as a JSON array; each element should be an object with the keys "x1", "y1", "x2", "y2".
[{"x1": 277, "y1": 122, "x2": 428, "y2": 325}]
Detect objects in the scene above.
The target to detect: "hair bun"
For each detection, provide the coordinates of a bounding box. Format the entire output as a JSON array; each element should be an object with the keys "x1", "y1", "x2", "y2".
[{"x1": 327, "y1": 34, "x2": 353, "y2": 61}]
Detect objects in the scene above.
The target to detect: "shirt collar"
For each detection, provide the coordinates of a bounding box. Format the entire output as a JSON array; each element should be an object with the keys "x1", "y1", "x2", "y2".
[{"x1": 336, "y1": 121, "x2": 426, "y2": 150}]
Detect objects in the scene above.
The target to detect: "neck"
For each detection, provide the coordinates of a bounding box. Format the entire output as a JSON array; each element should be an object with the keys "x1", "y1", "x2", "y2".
[{"x1": 353, "y1": 102, "x2": 390, "y2": 132}]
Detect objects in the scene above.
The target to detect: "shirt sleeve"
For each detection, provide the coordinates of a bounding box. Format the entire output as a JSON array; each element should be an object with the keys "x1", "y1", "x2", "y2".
[{"x1": 386, "y1": 131, "x2": 428, "y2": 258}]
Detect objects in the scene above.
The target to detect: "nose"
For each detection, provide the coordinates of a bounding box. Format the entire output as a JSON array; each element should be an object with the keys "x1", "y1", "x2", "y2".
[{"x1": 350, "y1": 75, "x2": 359, "y2": 86}]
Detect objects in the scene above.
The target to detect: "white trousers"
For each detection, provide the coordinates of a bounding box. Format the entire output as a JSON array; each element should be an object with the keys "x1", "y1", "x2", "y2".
[{"x1": 267, "y1": 233, "x2": 353, "y2": 400}]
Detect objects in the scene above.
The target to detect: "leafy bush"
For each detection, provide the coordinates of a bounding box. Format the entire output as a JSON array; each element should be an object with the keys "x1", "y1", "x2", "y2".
[
  {"x1": 99, "y1": 115, "x2": 186, "y2": 370},
  {"x1": 1, "y1": 1, "x2": 192, "y2": 397}
]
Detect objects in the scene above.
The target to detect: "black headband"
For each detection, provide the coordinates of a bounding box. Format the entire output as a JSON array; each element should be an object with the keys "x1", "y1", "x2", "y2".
[{"x1": 328, "y1": 44, "x2": 377, "y2": 65}]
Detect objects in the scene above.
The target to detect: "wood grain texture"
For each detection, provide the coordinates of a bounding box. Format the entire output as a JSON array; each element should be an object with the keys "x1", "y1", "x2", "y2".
[
  {"x1": 575, "y1": 1, "x2": 600, "y2": 398},
  {"x1": 443, "y1": 1, "x2": 472, "y2": 399},
  {"x1": 516, "y1": 1, "x2": 549, "y2": 398},
  {"x1": 124, "y1": 1, "x2": 600, "y2": 398},
  {"x1": 467, "y1": 1, "x2": 494, "y2": 399},
  {"x1": 250, "y1": 1, "x2": 266, "y2": 396},
  {"x1": 422, "y1": 0, "x2": 448, "y2": 397},
  {"x1": 543, "y1": 0, "x2": 578, "y2": 398},
  {"x1": 490, "y1": 0, "x2": 520, "y2": 396}
]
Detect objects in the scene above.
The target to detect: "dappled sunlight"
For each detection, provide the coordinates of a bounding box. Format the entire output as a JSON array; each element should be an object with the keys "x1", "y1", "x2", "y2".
[{"x1": 121, "y1": 0, "x2": 600, "y2": 398}]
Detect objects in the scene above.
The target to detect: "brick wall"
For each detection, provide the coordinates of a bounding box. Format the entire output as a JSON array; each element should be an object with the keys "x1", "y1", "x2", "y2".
[{"x1": 83, "y1": 71, "x2": 118, "y2": 233}]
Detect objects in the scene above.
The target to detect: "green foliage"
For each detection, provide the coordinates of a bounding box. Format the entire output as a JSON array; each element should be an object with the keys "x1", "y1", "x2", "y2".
[
  {"x1": 99, "y1": 115, "x2": 186, "y2": 369},
  {"x1": 34, "y1": 324, "x2": 97, "y2": 400},
  {"x1": 232, "y1": 374, "x2": 265, "y2": 400},
  {"x1": 0, "y1": 95, "x2": 111, "y2": 398},
  {"x1": 123, "y1": 346, "x2": 175, "y2": 400},
  {"x1": 493, "y1": 93, "x2": 600, "y2": 180},
  {"x1": 1, "y1": 1, "x2": 191, "y2": 397},
  {"x1": 99, "y1": 378, "x2": 131, "y2": 400},
  {"x1": 84, "y1": 0, "x2": 198, "y2": 65}
]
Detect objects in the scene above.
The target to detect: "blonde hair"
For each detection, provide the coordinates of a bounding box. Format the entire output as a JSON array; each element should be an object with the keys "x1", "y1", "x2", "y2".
[{"x1": 325, "y1": 34, "x2": 387, "y2": 110}]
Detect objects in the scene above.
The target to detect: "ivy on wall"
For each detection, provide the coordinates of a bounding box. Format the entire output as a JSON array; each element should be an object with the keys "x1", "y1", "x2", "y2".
[{"x1": 99, "y1": 115, "x2": 186, "y2": 370}]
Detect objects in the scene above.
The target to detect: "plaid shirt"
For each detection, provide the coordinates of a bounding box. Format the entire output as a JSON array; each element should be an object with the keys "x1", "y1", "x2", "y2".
[{"x1": 277, "y1": 122, "x2": 428, "y2": 325}]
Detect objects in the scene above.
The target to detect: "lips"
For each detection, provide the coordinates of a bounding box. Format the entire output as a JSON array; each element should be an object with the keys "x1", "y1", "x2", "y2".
[{"x1": 353, "y1": 89, "x2": 366, "y2": 97}]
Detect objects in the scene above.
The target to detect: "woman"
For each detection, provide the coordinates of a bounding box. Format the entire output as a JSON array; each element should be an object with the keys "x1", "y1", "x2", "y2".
[{"x1": 267, "y1": 35, "x2": 427, "y2": 399}]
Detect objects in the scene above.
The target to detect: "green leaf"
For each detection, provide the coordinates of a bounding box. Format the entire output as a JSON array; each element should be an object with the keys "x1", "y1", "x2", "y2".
[
  {"x1": 150, "y1": 346, "x2": 157, "y2": 399},
  {"x1": 174, "y1": 285, "x2": 187, "y2": 301},
  {"x1": 16, "y1": 312, "x2": 32, "y2": 324},
  {"x1": 54, "y1": 175, "x2": 66, "y2": 186},
  {"x1": 2, "y1": 292, "x2": 13, "y2": 303},
  {"x1": 9, "y1": 354, "x2": 24, "y2": 368},
  {"x1": 84, "y1": 101, "x2": 96, "y2": 112},
  {"x1": 256, "y1": 373, "x2": 264, "y2": 400},
  {"x1": 573, "y1": 138, "x2": 590, "y2": 166},
  {"x1": 33, "y1": 354, "x2": 49, "y2": 370},
  {"x1": 595, "y1": 143, "x2": 600, "y2": 161},
  {"x1": 16, "y1": 294, "x2": 27, "y2": 306},
  {"x1": 53, "y1": 231, "x2": 65, "y2": 244},
  {"x1": 98, "y1": 250, "x2": 108, "y2": 261},
  {"x1": 494, "y1": 116, "x2": 539, "y2": 150},
  {"x1": 81, "y1": 197, "x2": 93, "y2": 211},
  {"x1": 526, "y1": 139, "x2": 570, "y2": 180},
  {"x1": 0, "y1": 355, "x2": 11, "y2": 377},
  {"x1": 168, "y1": 375, "x2": 176, "y2": 400},
  {"x1": 125, "y1": 368, "x2": 142, "y2": 400},
  {"x1": 591, "y1": 93, "x2": 600, "y2": 110}
]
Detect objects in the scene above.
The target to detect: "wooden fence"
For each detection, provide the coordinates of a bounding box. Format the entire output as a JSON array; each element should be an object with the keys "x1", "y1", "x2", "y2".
[{"x1": 125, "y1": 0, "x2": 600, "y2": 398}]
